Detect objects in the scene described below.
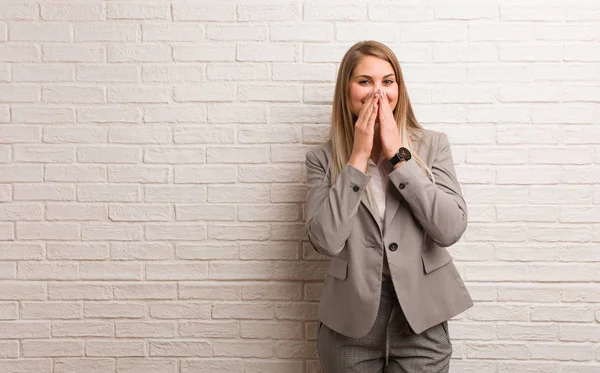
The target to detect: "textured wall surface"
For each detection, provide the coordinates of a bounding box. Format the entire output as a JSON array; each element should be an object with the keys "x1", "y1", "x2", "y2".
[{"x1": 0, "y1": 0, "x2": 599, "y2": 372}]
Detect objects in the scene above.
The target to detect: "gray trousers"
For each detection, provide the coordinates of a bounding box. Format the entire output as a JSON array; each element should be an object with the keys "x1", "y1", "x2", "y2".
[{"x1": 317, "y1": 279, "x2": 451, "y2": 373}]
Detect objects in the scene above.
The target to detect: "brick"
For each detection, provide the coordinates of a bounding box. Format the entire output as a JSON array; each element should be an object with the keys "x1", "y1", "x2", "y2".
[
  {"x1": 146, "y1": 263, "x2": 209, "y2": 280},
  {"x1": 41, "y1": 4, "x2": 103, "y2": 21},
  {"x1": 181, "y1": 359, "x2": 243, "y2": 373},
  {"x1": 21, "y1": 302, "x2": 80, "y2": 319},
  {"x1": 149, "y1": 302, "x2": 211, "y2": 319},
  {"x1": 84, "y1": 302, "x2": 146, "y2": 318},
  {"x1": 304, "y1": 2, "x2": 366, "y2": 21},
  {"x1": 107, "y1": 86, "x2": 169, "y2": 103},
  {"x1": 241, "y1": 321, "x2": 302, "y2": 339},
  {"x1": 0, "y1": 204, "x2": 43, "y2": 221},
  {"x1": 107, "y1": 3, "x2": 168, "y2": 20},
  {"x1": 0, "y1": 44, "x2": 39, "y2": 62},
  {"x1": 0, "y1": 3, "x2": 38, "y2": 20},
  {"x1": 46, "y1": 242, "x2": 108, "y2": 259},
  {"x1": 10, "y1": 22, "x2": 71, "y2": 42},
  {"x1": 44, "y1": 124, "x2": 108, "y2": 144},
  {"x1": 271, "y1": 23, "x2": 332, "y2": 42},
  {"x1": 85, "y1": 341, "x2": 145, "y2": 357},
  {"x1": 108, "y1": 44, "x2": 171, "y2": 62},
  {"x1": 337, "y1": 23, "x2": 398, "y2": 42},
  {"x1": 108, "y1": 125, "x2": 171, "y2": 144},
  {"x1": 45, "y1": 165, "x2": 106, "y2": 182},
  {"x1": 76, "y1": 64, "x2": 138, "y2": 82},
  {"x1": 174, "y1": 165, "x2": 236, "y2": 183},
  {"x1": 0, "y1": 84, "x2": 38, "y2": 102},
  {"x1": 0, "y1": 282, "x2": 46, "y2": 300},
  {"x1": 77, "y1": 145, "x2": 142, "y2": 163},
  {"x1": 237, "y1": 43, "x2": 297, "y2": 62},
  {"x1": 501, "y1": 5, "x2": 564, "y2": 21},
  {"x1": 75, "y1": 24, "x2": 137, "y2": 42},
  {"x1": 173, "y1": 83, "x2": 234, "y2": 102},
  {"x1": 149, "y1": 341, "x2": 211, "y2": 357},
  {"x1": 173, "y1": 126, "x2": 235, "y2": 144},
  {"x1": 14, "y1": 145, "x2": 74, "y2": 163},
  {"x1": 467, "y1": 343, "x2": 530, "y2": 359},
  {"x1": 108, "y1": 165, "x2": 169, "y2": 183},
  {"x1": 116, "y1": 321, "x2": 177, "y2": 338},
  {"x1": 113, "y1": 284, "x2": 176, "y2": 300},
  {"x1": 143, "y1": 106, "x2": 207, "y2": 123},
  {"x1": 144, "y1": 185, "x2": 205, "y2": 203},
  {"x1": 207, "y1": 63, "x2": 268, "y2": 80},
  {"x1": 173, "y1": 44, "x2": 235, "y2": 62},
  {"x1": 77, "y1": 184, "x2": 139, "y2": 202},
  {"x1": 43, "y1": 45, "x2": 104, "y2": 62},
  {"x1": 78, "y1": 107, "x2": 141, "y2": 123},
  {"x1": 55, "y1": 358, "x2": 115, "y2": 373},
  {"x1": 13, "y1": 107, "x2": 74, "y2": 123},
  {"x1": 239, "y1": 125, "x2": 301, "y2": 143},
  {"x1": 239, "y1": 242, "x2": 298, "y2": 260},
  {"x1": 116, "y1": 359, "x2": 177, "y2": 373},
  {"x1": 13, "y1": 64, "x2": 74, "y2": 82},
  {"x1": 175, "y1": 205, "x2": 236, "y2": 221},
  {"x1": 110, "y1": 242, "x2": 172, "y2": 260},
  {"x1": 246, "y1": 361, "x2": 304, "y2": 373},
  {"x1": 22, "y1": 340, "x2": 83, "y2": 357},
  {"x1": 206, "y1": 25, "x2": 267, "y2": 41},
  {"x1": 143, "y1": 24, "x2": 204, "y2": 42},
  {"x1": 238, "y1": 3, "x2": 300, "y2": 21},
  {"x1": 208, "y1": 225, "x2": 269, "y2": 241},
  {"x1": 80, "y1": 262, "x2": 141, "y2": 280},
  {"x1": 52, "y1": 321, "x2": 113, "y2": 337},
  {"x1": 242, "y1": 282, "x2": 302, "y2": 301},
  {"x1": 16, "y1": 223, "x2": 79, "y2": 241},
  {"x1": 178, "y1": 282, "x2": 241, "y2": 301},
  {"x1": 274, "y1": 341, "x2": 317, "y2": 358},
  {"x1": 173, "y1": 4, "x2": 236, "y2": 21},
  {"x1": 81, "y1": 223, "x2": 142, "y2": 241},
  {"x1": 213, "y1": 340, "x2": 273, "y2": 358},
  {"x1": 142, "y1": 65, "x2": 205, "y2": 82},
  {"x1": 145, "y1": 224, "x2": 206, "y2": 241},
  {"x1": 49, "y1": 283, "x2": 111, "y2": 301},
  {"x1": 14, "y1": 184, "x2": 75, "y2": 202}
]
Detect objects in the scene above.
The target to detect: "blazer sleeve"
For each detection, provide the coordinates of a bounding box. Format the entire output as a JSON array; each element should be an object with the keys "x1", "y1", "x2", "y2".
[
  {"x1": 388, "y1": 132, "x2": 468, "y2": 247},
  {"x1": 305, "y1": 149, "x2": 371, "y2": 257}
]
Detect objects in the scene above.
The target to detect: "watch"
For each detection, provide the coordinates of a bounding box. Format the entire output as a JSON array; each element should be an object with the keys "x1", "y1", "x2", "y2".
[{"x1": 389, "y1": 146, "x2": 411, "y2": 167}]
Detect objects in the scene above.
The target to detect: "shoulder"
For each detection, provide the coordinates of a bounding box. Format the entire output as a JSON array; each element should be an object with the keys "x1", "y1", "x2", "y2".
[
  {"x1": 305, "y1": 141, "x2": 332, "y2": 166},
  {"x1": 411, "y1": 128, "x2": 447, "y2": 143}
]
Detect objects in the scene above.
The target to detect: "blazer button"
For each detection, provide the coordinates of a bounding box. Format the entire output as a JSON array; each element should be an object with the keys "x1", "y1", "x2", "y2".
[
  {"x1": 388, "y1": 242, "x2": 398, "y2": 251},
  {"x1": 398, "y1": 183, "x2": 406, "y2": 189},
  {"x1": 352, "y1": 185, "x2": 360, "y2": 192}
]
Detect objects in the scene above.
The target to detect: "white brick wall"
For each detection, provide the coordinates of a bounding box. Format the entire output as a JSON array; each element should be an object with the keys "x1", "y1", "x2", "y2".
[{"x1": 0, "y1": 0, "x2": 599, "y2": 372}]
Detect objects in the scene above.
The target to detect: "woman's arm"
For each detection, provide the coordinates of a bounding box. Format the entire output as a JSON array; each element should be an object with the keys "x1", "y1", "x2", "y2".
[
  {"x1": 388, "y1": 132, "x2": 468, "y2": 247},
  {"x1": 305, "y1": 149, "x2": 371, "y2": 257}
]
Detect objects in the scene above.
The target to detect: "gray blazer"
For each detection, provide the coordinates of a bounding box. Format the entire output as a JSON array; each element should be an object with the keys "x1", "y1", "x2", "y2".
[{"x1": 305, "y1": 128, "x2": 473, "y2": 338}]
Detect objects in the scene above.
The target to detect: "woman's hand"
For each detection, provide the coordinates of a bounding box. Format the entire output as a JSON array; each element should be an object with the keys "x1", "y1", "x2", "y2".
[
  {"x1": 349, "y1": 90, "x2": 379, "y2": 172},
  {"x1": 377, "y1": 89, "x2": 403, "y2": 159}
]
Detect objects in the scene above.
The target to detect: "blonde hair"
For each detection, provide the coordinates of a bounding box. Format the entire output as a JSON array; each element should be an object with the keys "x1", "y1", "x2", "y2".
[{"x1": 326, "y1": 40, "x2": 435, "y2": 210}]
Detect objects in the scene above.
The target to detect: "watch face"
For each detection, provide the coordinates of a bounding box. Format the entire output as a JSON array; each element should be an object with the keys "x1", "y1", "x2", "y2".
[{"x1": 399, "y1": 147, "x2": 411, "y2": 160}]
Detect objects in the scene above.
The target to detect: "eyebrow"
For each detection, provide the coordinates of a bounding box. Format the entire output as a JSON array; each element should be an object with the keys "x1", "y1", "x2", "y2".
[{"x1": 355, "y1": 74, "x2": 395, "y2": 79}]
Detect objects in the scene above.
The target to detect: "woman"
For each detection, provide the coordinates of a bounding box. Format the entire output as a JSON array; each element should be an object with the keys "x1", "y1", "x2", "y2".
[{"x1": 305, "y1": 40, "x2": 473, "y2": 372}]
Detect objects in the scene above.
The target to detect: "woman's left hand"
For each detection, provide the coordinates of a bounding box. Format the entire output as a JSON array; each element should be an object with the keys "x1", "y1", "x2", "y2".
[{"x1": 377, "y1": 89, "x2": 403, "y2": 159}]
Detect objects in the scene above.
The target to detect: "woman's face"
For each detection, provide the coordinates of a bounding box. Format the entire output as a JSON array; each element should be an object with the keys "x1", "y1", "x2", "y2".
[{"x1": 348, "y1": 55, "x2": 399, "y2": 124}]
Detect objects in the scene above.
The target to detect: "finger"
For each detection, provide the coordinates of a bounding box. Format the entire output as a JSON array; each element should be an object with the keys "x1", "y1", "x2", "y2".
[
  {"x1": 358, "y1": 91, "x2": 377, "y2": 129},
  {"x1": 367, "y1": 95, "x2": 379, "y2": 130}
]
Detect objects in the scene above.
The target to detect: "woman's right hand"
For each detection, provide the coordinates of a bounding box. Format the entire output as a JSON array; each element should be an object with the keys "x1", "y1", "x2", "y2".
[{"x1": 349, "y1": 90, "x2": 379, "y2": 172}]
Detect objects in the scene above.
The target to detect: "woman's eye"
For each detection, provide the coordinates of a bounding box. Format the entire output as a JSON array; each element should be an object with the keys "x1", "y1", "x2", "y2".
[
  {"x1": 384, "y1": 80, "x2": 394, "y2": 84},
  {"x1": 358, "y1": 80, "x2": 369, "y2": 85}
]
